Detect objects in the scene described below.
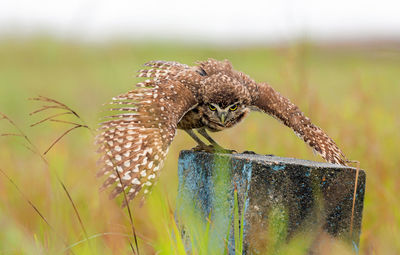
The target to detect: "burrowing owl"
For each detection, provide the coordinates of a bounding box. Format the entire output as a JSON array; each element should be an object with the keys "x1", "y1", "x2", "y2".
[{"x1": 97, "y1": 59, "x2": 347, "y2": 203}]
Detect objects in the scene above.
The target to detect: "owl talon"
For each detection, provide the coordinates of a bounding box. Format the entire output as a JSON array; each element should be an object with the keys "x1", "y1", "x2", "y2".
[
  {"x1": 242, "y1": 150, "x2": 256, "y2": 154},
  {"x1": 192, "y1": 144, "x2": 215, "y2": 153},
  {"x1": 191, "y1": 145, "x2": 236, "y2": 154},
  {"x1": 214, "y1": 147, "x2": 237, "y2": 154}
]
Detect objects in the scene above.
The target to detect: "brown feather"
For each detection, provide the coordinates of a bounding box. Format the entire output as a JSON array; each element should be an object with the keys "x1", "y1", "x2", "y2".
[
  {"x1": 97, "y1": 58, "x2": 348, "y2": 205},
  {"x1": 251, "y1": 82, "x2": 347, "y2": 165}
]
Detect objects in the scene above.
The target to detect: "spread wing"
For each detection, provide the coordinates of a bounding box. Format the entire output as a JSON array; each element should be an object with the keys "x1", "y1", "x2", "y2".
[
  {"x1": 250, "y1": 82, "x2": 347, "y2": 165},
  {"x1": 97, "y1": 61, "x2": 198, "y2": 204}
]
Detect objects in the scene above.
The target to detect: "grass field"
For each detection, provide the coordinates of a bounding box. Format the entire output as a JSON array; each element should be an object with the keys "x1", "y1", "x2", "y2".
[{"x1": 0, "y1": 37, "x2": 399, "y2": 254}]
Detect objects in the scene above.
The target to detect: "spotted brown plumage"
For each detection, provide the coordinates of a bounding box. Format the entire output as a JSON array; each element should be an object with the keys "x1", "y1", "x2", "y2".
[
  {"x1": 252, "y1": 82, "x2": 347, "y2": 165},
  {"x1": 97, "y1": 59, "x2": 347, "y2": 204}
]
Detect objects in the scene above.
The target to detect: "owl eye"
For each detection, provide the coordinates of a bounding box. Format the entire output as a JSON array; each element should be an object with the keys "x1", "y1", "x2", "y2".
[
  {"x1": 229, "y1": 104, "x2": 238, "y2": 111},
  {"x1": 209, "y1": 104, "x2": 217, "y2": 111}
]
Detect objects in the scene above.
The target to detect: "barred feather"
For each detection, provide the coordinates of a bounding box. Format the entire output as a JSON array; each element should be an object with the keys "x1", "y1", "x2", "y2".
[
  {"x1": 97, "y1": 66, "x2": 197, "y2": 203},
  {"x1": 97, "y1": 58, "x2": 348, "y2": 207},
  {"x1": 252, "y1": 82, "x2": 347, "y2": 165}
]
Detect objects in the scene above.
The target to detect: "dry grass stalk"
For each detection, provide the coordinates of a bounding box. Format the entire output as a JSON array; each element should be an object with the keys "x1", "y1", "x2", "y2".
[{"x1": 29, "y1": 96, "x2": 140, "y2": 254}]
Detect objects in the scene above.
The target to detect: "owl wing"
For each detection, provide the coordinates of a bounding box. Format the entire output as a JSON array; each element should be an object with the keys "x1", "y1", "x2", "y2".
[
  {"x1": 250, "y1": 82, "x2": 347, "y2": 165},
  {"x1": 97, "y1": 61, "x2": 198, "y2": 204}
]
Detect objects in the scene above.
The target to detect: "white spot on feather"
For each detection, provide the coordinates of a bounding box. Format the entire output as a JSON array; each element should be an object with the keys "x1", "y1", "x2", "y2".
[
  {"x1": 132, "y1": 178, "x2": 141, "y2": 185},
  {"x1": 106, "y1": 160, "x2": 113, "y2": 167},
  {"x1": 122, "y1": 174, "x2": 131, "y2": 180}
]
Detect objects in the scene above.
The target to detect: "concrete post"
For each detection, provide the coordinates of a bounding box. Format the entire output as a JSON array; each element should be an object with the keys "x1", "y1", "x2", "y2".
[{"x1": 176, "y1": 150, "x2": 366, "y2": 254}]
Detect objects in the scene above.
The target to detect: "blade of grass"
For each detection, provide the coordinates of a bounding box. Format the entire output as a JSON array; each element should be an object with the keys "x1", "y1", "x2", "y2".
[
  {"x1": 61, "y1": 231, "x2": 154, "y2": 254},
  {"x1": 0, "y1": 167, "x2": 54, "y2": 232},
  {"x1": 239, "y1": 192, "x2": 246, "y2": 254},
  {"x1": 0, "y1": 167, "x2": 74, "y2": 254},
  {"x1": 170, "y1": 210, "x2": 187, "y2": 255},
  {"x1": 29, "y1": 96, "x2": 80, "y2": 118},
  {"x1": 49, "y1": 119, "x2": 87, "y2": 127},
  {"x1": 29, "y1": 105, "x2": 67, "y2": 115},
  {"x1": 223, "y1": 214, "x2": 231, "y2": 255},
  {"x1": 348, "y1": 160, "x2": 361, "y2": 236},
  {"x1": 1, "y1": 111, "x2": 90, "y2": 252},
  {"x1": 29, "y1": 96, "x2": 140, "y2": 253},
  {"x1": 59, "y1": 180, "x2": 89, "y2": 242},
  {"x1": 30, "y1": 112, "x2": 72, "y2": 127},
  {"x1": 0, "y1": 133, "x2": 24, "y2": 137},
  {"x1": 234, "y1": 187, "x2": 240, "y2": 254},
  {"x1": 112, "y1": 155, "x2": 139, "y2": 255},
  {"x1": 43, "y1": 124, "x2": 85, "y2": 155}
]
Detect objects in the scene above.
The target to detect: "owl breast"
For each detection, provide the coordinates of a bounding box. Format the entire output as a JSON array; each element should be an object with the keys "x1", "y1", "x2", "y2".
[{"x1": 177, "y1": 107, "x2": 205, "y2": 130}]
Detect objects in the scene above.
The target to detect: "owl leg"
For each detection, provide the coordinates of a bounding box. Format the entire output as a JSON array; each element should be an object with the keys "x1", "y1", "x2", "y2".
[
  {"x1": 198, "y1": 128, "x2": 236, "y2": 153},
  {"x1": 185, "y1": 129, "x2": 206, "y2": 146},
  {"x1": 185, "y1": 129, "x2": 214, "y2": 152},
  {"x1": 197, "y1": 128, "x2": 221, "y2": 147}
]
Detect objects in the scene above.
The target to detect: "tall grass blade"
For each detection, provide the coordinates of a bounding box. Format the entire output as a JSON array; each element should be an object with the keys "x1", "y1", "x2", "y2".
[
  {"x1": 114, "y1": 164, "x2": 140, "y2": 255},
  {"x1": 30, "y1": 96, "x2": 140, "y2": 252},
  {"x1": 233, "y1": 188, "x2": 240, "y2": 254},
  {"x1": 348, "y1": 160, "x2": 361, "y2": 236},
  {"x1": 30, "y1": 112, "x2": 72, "y2": 127},
  {"x1": 0, "y1": 167, "x2": 74, "y2": 254},
  {"x1": 2, "y1": 110, "x2": 93, "y2": 252},
  {"x1": 43, "y1": 125, "x2": 84, "y2": 155},
  {"x1": 170, "y1": 211, "x2": 187, "y2": 255}
]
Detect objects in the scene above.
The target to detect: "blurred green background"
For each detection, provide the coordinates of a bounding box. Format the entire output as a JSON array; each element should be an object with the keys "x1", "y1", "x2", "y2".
[{"x1": 0, "y1": 37, "x2": 399, "y2": 254}]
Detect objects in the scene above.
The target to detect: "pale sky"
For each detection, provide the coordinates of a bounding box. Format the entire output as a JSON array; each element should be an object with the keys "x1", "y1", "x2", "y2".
[{"x1": 1, "y1": 0, "x2": 400, "y2": 44}]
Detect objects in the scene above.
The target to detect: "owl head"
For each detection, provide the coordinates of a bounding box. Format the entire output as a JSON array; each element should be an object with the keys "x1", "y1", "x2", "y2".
[{"x1": 199, "y1": 73, "x2": 251, "y2": 129}]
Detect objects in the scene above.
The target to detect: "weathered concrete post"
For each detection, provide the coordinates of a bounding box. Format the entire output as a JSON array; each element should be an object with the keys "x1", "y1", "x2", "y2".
[{"x1": 176, "y1": 150, "x2": 366, "y2": 254}]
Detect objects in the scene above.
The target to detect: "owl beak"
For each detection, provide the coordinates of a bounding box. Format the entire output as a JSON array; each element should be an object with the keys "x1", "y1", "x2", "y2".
[{"x1": 219, "y1": 112, "x2": 227, "y2": 124}]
